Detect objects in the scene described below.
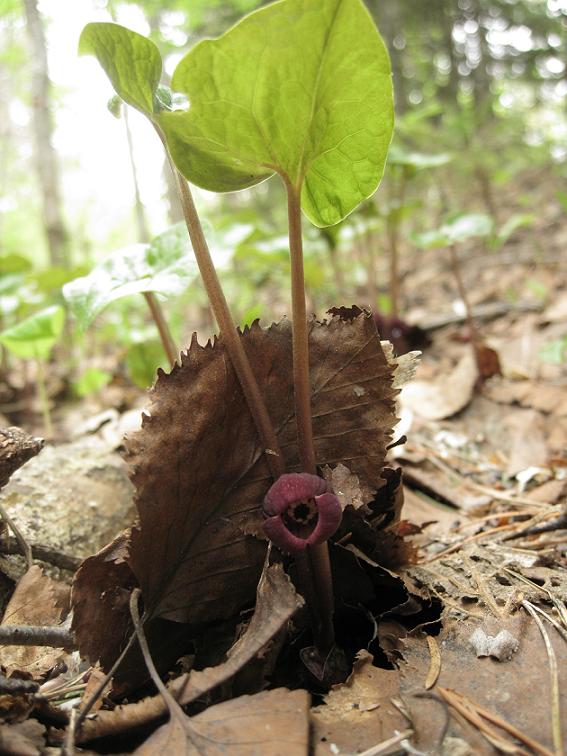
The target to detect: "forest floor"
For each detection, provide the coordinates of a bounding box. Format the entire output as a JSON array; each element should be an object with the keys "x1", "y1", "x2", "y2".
[{"x1": 0, "y1": 179, "x2": 566, "y2": 755}]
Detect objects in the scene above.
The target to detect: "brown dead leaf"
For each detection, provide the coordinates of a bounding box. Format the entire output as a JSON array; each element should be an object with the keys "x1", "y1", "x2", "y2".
[
  {"x1": 134, "y1": 687, "x2": 310, "y2": 756},
  {"x1": 311, "y1": 650, "x2": 407, "y2": 754},
  {"x1": 505, "y1": 408, "x2": 548, "y2": 477},
  {"x1": 399, "y1": 616, "x2": 567, "y2": 754},
  {"x1": 0, "y1": 718, "x2": 46, "y2": 756},
  {"x1": 77, "y1": 563, "x2": 303, "y2": 743},
  {"x1": 402, "y1": 351, "x2": 477, "y2": 421},
  {"x1": 123, "y1": 311, "x2": 397, "y2": 625},
  {"x1": 0, "y1": 565, "x2": 70, "y2": 677},
  {"x1": 71, "y1": 530, "x2": 136, "y2": 671}
]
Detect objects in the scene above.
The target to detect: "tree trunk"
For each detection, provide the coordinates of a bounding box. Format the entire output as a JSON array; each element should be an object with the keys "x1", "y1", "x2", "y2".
[{"x1": 23, "y1": 0, "x2": 70, "y2": 267}]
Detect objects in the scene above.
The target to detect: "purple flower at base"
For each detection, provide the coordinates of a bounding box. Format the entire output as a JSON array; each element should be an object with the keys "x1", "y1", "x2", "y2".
[{"x1": 262, "y1": 472, "x2": 342, "y2": 553}]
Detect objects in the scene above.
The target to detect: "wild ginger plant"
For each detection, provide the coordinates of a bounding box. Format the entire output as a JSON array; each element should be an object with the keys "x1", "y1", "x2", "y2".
[{"x1": 74, "y1": 0, "x2": 405, "y2": 685}]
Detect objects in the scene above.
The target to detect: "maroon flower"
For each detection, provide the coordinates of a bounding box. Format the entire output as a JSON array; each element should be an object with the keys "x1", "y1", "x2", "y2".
[{"x1": 262, "y1": 472, "x2": 342, "y2": 553}]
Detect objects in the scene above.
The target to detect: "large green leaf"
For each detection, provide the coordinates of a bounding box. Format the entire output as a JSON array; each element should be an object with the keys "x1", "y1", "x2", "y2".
[
  {"x1": 159, "y1": 0, "x2": 394, "y2": 227},
  {"x1": 63, "y1": 224, "x2": 197, "y2": 329},
  {"x1": 79, "y1": 22, "x2": 162, "y2": 115},
  {"x1": 0, "y1": 305, "x2": 65, "y2": 360}
]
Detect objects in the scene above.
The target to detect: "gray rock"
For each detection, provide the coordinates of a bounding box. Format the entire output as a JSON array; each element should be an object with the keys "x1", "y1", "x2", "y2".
[{"x1": 0, "y1": 435, "x2": 134, "y2": 559}]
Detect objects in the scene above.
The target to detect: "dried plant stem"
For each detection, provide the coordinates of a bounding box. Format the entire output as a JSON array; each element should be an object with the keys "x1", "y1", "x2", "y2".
[
  {"x1": 523, "y1": 601, "x2": 563, "y2": 756},
  {"x1": 448, "y1": 242, "x2": 489, "y2": 380},
  {"x1": 154, "y1": 126, "x2": 283, "y2": 480},
  {"x1": 0, "y1": 503, "x2": 33, "y2": 571},
  {"x1": 124, "y1": 107, "x2": 177, "y2": 367},
  {"x1": 0, "y1": 535, "x2": 80, "y2": 572},
  {"x1": 71, "y1": 628, "x2": 138, "y2": 741},
  {"x1": 285, "y1": 181, "x2": 335, "y2": 655},
  {"x1": 0, "y1": 624, "x2": 74, "y2": 647}
]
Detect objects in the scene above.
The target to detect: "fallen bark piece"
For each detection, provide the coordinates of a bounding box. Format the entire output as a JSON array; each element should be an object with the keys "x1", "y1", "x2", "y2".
[{"x1": 0, "y1": 427, "x2": 43, "y2": 489}]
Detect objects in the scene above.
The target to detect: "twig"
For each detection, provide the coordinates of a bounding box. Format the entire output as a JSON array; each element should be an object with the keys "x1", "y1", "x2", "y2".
[
  {"x1": 0, "y1": 502, "x2": 32, "y2": 571},
  {"x1": 438, "y1": 687, "x2": 552, "y2": 756},
  {"x1": 0, "y1": 535, "x2": 80, "y2": 572},
  {"x1": 71, "y1": 627, "x2": 138, "y2": 739},
  {"x1": 0, "y1": 624, "x2": 75, "y2": 648},
  {"x1": 0, "y1": 674, "x2": 39, "y2": 694},
  {"x1": 61, "y1": 709, "x2": 78, "y2": 756},
  {"x1": 357, "y1": 729, "x2": 414, "y2": 756},
  {"x1": 422, "y1": 522, "x2": 519, "y2": 563},
  {"x1": 523, "y1": 601, "x2": 563, "y2": 756}
]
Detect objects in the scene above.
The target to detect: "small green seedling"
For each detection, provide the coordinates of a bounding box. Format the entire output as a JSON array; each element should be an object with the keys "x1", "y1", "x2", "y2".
[
  {"x1": 0, "y1": 305, "x2": 65, "y2": 435},
  {"x1": 414, "y1": 213, "x2": 500, "y2": 380},
  {"x1": 80, "y1": 0, "x2": 394, "y2": 667},
  {"x1": 63, "y1": 224, "x2": 196, "y2": 346},
  {"x1": 72, "y1": 367, "x2": 112, "y2": 398}
]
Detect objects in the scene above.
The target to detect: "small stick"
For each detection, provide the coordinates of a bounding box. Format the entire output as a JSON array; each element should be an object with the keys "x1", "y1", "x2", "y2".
[
  {"x1": 0, "y1": 535, "x2": 80, "y2": 572},
  {"x1": 0, "y1": 502, "x2": 33, "y2": 571},
  {"x1": 0, "y1": 624, "x2": 75, "y2": 648},
  {"x1": 71, "y1": 627, "x2": 138, "y2": 738},
  {"x1": 523, "y1": 601, "x2": 563, "y2": 756}
]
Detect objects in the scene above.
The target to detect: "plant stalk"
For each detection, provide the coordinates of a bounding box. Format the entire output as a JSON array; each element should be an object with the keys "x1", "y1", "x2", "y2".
[
  {"x1": 35, "y1": 357, "x2": 52, "y2": 437},
  {"x1": 448, "y1": 243, "x2": 482, "y2": 346},
  {"x1": 124, "y1": 107, "x2": 178, "y2": 367},
  {"x1": 285, "y1": 181, "x2": 335, "y2": 654},
  {"x1": 386, "y1": 172, "x2": 408, "y2": 318},
  {"x1": 143, "y1": 291, "x2": 178, "y2": 366},
  {"x1": 155, "y1": 125, "x2": 284, "y2": 480}
]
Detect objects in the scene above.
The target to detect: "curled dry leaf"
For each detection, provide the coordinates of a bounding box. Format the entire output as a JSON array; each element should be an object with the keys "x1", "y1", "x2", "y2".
[
  {"x1": 402, "y1": 351, "x2": 478, "y2": 421},
  {"x1": 71, "y1": 530, "x2": 135, "y2": 671},
  {"x1": 81, "y1": 309, "x2": 399, "y2": 632},
  {"x1": 134, "y1": 688, "x2": 310, "y2": 756},
  {"x1": 0, "y1": 565, "x2": 70, "y2": 677},
  {"x1": 76, "y1": 563, "x2": 303, "y2": 742}
]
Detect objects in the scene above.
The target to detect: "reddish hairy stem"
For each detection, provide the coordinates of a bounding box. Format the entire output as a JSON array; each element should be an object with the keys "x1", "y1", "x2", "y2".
[
  {"x1": 153, "y1": 124, "x2": 284, "y2": 481},
  {"x1": 285, "y1": 181, "x2": 335, "y2": 654}
]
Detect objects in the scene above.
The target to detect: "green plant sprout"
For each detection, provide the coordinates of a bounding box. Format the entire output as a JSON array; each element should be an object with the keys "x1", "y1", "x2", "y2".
[
  {"x1": 414, "y1": 212, "x2": 499, "y2": 380},
  {"x1": 79, "y1": 0, "x2": 394, "y2": 665},
  {"x1": 62, "y1": 223, "x2": 196, "y2": 342},
  {"x1": 0, "y1": 305, "x2": 65, "y2": 435}
]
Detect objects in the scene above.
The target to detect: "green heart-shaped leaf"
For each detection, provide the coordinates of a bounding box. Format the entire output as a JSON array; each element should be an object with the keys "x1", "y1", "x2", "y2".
[
  {"x1": 79, "y1": 22, "x2": 162, "y2": 115},
  {"x1": 63, "y1": 224, "x2": 197, "y2": 329},
  {"x1": 159, "y1": 0, "x2": 393, "y2": 227},
  {"x1": 0, "y1": 305, "x2": 65, "y2": 360}
]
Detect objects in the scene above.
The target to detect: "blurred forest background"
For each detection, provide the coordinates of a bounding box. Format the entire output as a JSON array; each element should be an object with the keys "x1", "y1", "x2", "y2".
[{"x1": 1, "y1": 0, "x2": 566, "y2": 425}]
